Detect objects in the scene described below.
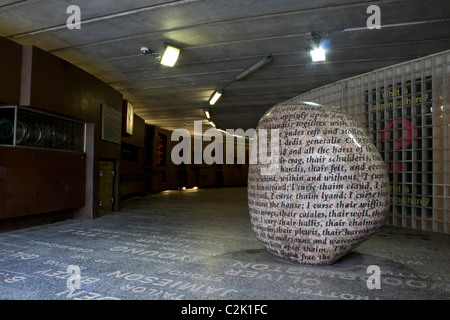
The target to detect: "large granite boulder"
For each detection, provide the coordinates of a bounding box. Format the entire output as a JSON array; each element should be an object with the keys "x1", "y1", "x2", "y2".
[{"x1": 248, "y1": 102, "x2": 390, "y2": 265}]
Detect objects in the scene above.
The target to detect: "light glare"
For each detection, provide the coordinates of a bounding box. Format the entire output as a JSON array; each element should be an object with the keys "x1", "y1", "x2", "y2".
[
  {"x1": 160, "y1": 45, "x2": 180, "y2": 67},
  {"x1": 310, "y1": 46, "x2": 326, "y2": 62}
]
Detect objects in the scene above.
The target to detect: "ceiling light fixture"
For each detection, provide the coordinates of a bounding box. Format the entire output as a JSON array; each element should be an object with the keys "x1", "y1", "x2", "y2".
[
  {"x1": 160, "y1": 45, "x2": 181, "y2": 67},
  {"x1": 203, "y1": 108, "x2": 211, "y2": 119},
  {"x1": 307, "y1": 31, "x2": 329, "y2": 62},
  {"x1": 309, "y1": 46, "x2": 326, "y2": 62},
  {"x1": 209, "y1": 90, "x2": 223, "y2": 105},
  {"x1": 140, "y1": 44, "x2": 180, "y2": 67},
  {"x1": 206, "y1": 55, "x2": 273, "y2": 109},
  {"x1": 235, "y1": 55, "x2": 273, "y2": 80}
]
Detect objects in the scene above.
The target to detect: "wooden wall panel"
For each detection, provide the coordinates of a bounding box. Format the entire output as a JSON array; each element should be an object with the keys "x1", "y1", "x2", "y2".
[
  {"x1": 0, "y1": 146, "x2": 86, "y2": 218},
  {"x1": 18, "y1": 45, "x2": 123, "y2": 219},
  {"x1": 0, "y1": 37, "x2": 22, "y2": 105},
  {"x1": 119, "y1": 114, "x2": 146, "y2": 199}
]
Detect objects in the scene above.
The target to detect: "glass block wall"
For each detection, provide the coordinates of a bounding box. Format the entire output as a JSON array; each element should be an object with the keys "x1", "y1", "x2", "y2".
[{"x1": 288, "y1": 50, "x2": 450, "y2": 234}]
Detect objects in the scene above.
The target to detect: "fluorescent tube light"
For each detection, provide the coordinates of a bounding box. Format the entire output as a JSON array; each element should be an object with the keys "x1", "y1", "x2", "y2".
[
  {"x1": 204, "y1": 108, "x2": 211, "y2": 119},
  {"x1": 209, "y1": 90, "x2": 223, "y2": 105},
  {"x1": 160, "y1": 45, "x2": 180, "y2": 67},
  {"x1": 209, "y1": 121, "x2": 216, "y2": 128}
]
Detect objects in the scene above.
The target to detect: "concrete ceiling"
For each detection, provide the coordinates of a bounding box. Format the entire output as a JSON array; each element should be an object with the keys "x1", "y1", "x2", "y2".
[{"x1": 1, "y1": 0, "x2": 450, "y2": 133}]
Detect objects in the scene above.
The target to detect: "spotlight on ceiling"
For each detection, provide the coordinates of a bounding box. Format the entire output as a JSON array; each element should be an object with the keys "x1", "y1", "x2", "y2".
[
  {"x1": 309, "y1": 46, "x2": 326, "y2": 62},
  {"x1": 140, "y1": 44, "x2": 180, "y2": 67},
  {"x1": 160, "y1": 45, "x2": 181, "y2": 67},
  {"x1": 307, "y1": 31, "x2": 329, "y2": 62},
  {"x1": 209, "y1": 90, "x2": 223, "y2": 105},
  {"x1": 235, "y1": 55, "x2": 273, "y2": 80}
]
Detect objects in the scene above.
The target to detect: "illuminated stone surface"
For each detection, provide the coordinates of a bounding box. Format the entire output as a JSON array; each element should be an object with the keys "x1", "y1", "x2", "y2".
[{"x1": 248, "y1": 102, "x2": 390, "y2": 265}]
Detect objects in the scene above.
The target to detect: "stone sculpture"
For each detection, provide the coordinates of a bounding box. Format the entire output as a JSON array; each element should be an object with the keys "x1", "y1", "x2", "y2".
[{"x1": 248, "y1": 102, "x2": 390, "y2": 265}]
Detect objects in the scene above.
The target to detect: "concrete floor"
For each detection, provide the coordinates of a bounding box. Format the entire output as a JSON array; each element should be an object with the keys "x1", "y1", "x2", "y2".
[{"x1": 0, "y1": 187, "x2": 449, "y2": 301}]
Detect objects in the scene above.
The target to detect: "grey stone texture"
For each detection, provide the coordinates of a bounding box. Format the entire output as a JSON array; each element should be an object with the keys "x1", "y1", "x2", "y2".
[{"x1": 248, "y1": 102, "x2": 390, "y2": 265}]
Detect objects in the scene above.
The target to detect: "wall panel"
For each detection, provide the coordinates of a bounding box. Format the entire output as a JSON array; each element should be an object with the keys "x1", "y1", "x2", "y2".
[
  {"x1": 0, "y1": 37, "x2": 22, "y2": 105},
  {"x1": 289, "y1": 50, "x2": 450, "y2": 234},
  {"x1": 0, "y1": 146, "x2": 86, "y2": 217}
]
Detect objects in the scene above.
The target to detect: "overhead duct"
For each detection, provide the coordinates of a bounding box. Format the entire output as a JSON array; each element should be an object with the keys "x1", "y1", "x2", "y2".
[{"x1": 235, "y1": 55, "x2": 272, "y2": 81}]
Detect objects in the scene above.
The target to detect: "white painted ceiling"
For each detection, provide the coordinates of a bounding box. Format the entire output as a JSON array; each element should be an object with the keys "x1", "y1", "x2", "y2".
[{"x1": 1, "y1": 0, "x2": 449, "y2": 133}]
